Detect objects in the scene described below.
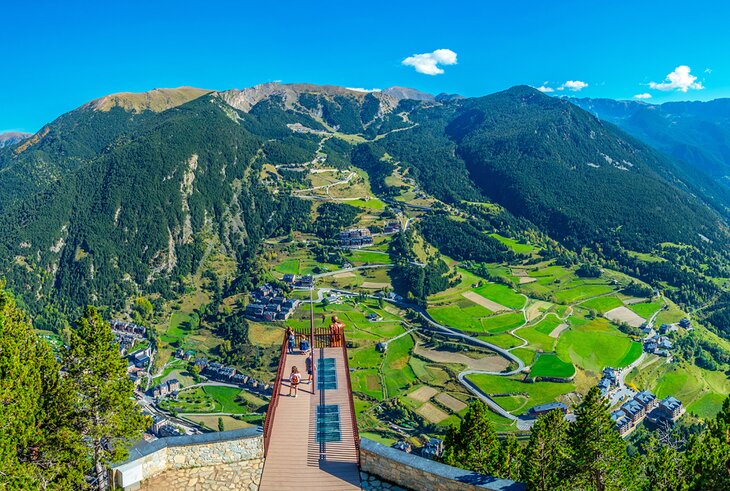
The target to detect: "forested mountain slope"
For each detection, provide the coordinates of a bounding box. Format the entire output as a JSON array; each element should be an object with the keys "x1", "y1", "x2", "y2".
[
  {"x1": 0, "y1": 83, "x2": 727, "y2": 328},
  {"x1": 571, "y1": 96, "x2": 730, "y2": 212},
  {"x1": 375, "y1": 86, "x2": 727, "y2": 251}
]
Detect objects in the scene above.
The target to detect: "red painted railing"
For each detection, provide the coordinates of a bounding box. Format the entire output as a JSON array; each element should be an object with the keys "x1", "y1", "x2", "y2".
[
  {"x1": 262, "y1": 333, "x2": 289, "y2": 457},
  {"x1": 340, "y1": 331, "x2": 361, "y2": 465}
]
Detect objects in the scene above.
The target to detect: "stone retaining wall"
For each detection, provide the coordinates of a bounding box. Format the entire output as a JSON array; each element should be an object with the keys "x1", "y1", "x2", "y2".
[
  {"x1": 111, "y1": 428, "x2": 263, "y2": 490},
  {"x1": 359, "y1": 438, "x2": 525, "y2": 491}
]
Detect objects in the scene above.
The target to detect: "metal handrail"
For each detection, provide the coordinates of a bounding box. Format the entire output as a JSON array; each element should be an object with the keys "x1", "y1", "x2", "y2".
[
  {"x1": 262, "y1": 332, "x2": 289, "y2": 457},
  {"x1": 340, "y1": 331, "x2": 361, "y2": 465}
]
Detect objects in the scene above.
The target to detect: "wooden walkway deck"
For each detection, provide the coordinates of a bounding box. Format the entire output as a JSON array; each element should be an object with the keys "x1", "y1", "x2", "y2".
[{"x1": 259, "y1": 348, "x2": 361, "y2": 491}]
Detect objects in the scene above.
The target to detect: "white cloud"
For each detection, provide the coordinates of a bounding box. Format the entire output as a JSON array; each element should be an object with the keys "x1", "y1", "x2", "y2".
[
  {"x1": 402, "y1": 49, "x2": 458, "y2": 75},
  {"x1": 634, "y1": 93, "x2": 652, "y2": 99},
  {"x1": 649, "y1": 65, "x2": 704, "y2": 92},
  {"x1": 536, "y1": 86, "x2": 554, "y2": 93},
  {"x1": 559, "y1": 80, "x2": 589, "y2": 92},
  {"x1": 346, "y1": 87, "x2": 382, "y2": 93}
]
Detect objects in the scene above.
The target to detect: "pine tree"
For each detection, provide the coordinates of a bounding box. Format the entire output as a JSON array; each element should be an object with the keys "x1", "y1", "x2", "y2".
[
  {"x1": 521, "y1": 408, "x2": 570, "y2": 491},
  {"x1": 683, "y1": 395, "x2": 730, "y2": 490},
  {"x1": 63, "y1": 307, "x2": 150, "y2": 490},
  {"x1": 497, "y1": 433, "x2": 522, "y2": 480},
  {"x1": 569, "y1": 386, "x2": 631, "y2": 490},
  {"x1": 643, "y1": 437, "x2": 687, "y2": 490},
  {"x1": 0, "y1": 286, "x2": 85, "y2": 490},
  {"x1": 443, "y1": 400, "x2": 500, "y2": 475}
]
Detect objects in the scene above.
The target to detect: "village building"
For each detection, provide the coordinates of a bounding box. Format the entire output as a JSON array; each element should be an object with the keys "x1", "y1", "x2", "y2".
[
  {"x1": 655, "y1": 396, "x2": 684, "y2": 421},
  {"x1": 421, "y1": 438, "x2": 444, "y2": 460},
  {"x1": 527, "y1": 401, "x2": 568, "y2": 416}
]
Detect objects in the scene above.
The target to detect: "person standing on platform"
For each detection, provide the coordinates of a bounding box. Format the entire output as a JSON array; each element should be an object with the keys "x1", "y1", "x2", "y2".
[
  {"x1": 288, "y1": 366, "x2": 301, "y2": 397},
  {"x1": 286, "y1": 326, "x2": 295, "y2": 354}
]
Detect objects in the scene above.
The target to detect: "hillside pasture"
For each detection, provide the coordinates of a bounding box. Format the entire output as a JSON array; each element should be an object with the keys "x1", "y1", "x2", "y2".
[
  {"x1": 556, "y1": 318, "x2": 642, "y2": 372},
  {"x1": 480, "y1": 312, "x2": 525, "y2": 333},
  {"x1": 530, "y1": 353, "x2": 576, "y2": 379},
  {"x1": 473, "y1": 282, "x2": 526, "y2": 310},
  {"x1": 580, "y1": 295, "x2": 624, "y2": 313},
  {"x1": 627, "y1": 300, "x2": 663, "y2": 319},
  {"x1": 466, "y1": 374, "x2": 576, "y2": 413}
]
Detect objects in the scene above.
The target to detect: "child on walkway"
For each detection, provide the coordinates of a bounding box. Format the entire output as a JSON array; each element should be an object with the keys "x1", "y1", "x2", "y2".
[{"x1": 289, "y1": 366, "x2": 301, "y2": 397}]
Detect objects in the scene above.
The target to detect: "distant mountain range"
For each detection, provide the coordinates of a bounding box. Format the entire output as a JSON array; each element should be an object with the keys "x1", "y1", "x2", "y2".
[
  {"x1": 0, "y1": 131, "x2": 31, "y2": 148},
  {"x1": 0, "y1": 83, "x2": 728, "y2": 323},
  {"x1": 570, "y1": 97, "x2": 730, "y2": 212}
]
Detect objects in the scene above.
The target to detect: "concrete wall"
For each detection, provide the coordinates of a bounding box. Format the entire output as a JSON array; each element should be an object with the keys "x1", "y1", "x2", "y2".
[
  {"x1": 360, "y1": 438, "x2": 525, "y2": 491},
  {"x1": 111, "y1": 428, "x2": 263, "y2": 490}
]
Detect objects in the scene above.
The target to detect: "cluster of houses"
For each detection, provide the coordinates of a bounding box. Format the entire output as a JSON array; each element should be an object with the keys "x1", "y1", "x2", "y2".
[
  {"x1": 245, "y1": 283, "x2": 301, "y2": 322},
  {"x1": 598, "y1": 367, "x2": 619, "y2": 396},
  {"x1": 283, "y1": 274, "x2": 313, "y2": 289},
  {"x1": 147, "y1": 413, "x2": 186, "y2": 438},
  {"x1": 383, "y1": 221, "x2": 402, "y2": 234},
  {"x1": 111, "y1": 320, "x2": 147, "y2": 336},
  {"x1": 391, "y1": 437, "x2": 444, "y2": 460},
  {"x1": 420, "y1": 438, "x2": 445, "y2": 460},
  {"x1": 336, "y1": 228, "x2": 373, "y2": 248},
  {"x1": 611, "y1": 391, "x2": 684, "y2": 435},
  {"x1": 112, "y1": 320, "x2": 147, "y2": 356},
  {"x1": 643, "y1": 332, "x2": 674, "y2": 357},
  {"x1": 151, "y1": 378, "x2": 180, "y2": 398},
  {"x1": 128, "y1": 347, "x2": 152, "y2": 369},
  {"x1": 193, "y1": 357, "x2": 273, "y2": 396}
]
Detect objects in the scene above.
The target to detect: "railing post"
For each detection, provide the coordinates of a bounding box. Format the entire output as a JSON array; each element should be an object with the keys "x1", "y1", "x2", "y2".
[{"x1": 310, "y1": 286, "x2": 315, "y2": 395}]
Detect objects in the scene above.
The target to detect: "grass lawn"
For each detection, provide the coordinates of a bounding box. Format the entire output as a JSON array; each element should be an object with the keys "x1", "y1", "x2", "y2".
[
  {"x1": 348, "y1": 250, "x2": 392, "y2": 265},
  {"x1": 556, "y1": 318, "x2": 642, "y2": 372},
  {"x1": 349, "y1": 346, "x2": 383, "y2": 369},
  {"x1": 480, "y1": 333, "x2": 523, "y2": 350},
  {"x1": 553, "y1": 285, "x2": 615, "y2": 304},
  {"x1": 580, "y1": 295, "x2": 624, "y2": 313},
  {"x1": 160, "y1": 311, "x2": 197, "y2": 344},
  {"x1": 511, "y1": 348, "x2": 537, "y2": 365},
  {"x1": 382, "y1": 334, "x2": 417, "y2": 397},
  {"x1": 519, "y1": 325, "x2": 556, "y2": 353},
  {"x1": 480, "y1": 312, "x2": 525, "y2": 333},
  {"x1": 689, "y1": 393, "x2": 728, "y2": 419},
  {"x1": 203, "y1": 386, "x2": 249, "y2": 414},
  {"x1": 429, "y1": 304, "x2": 492, "y2": 332},
  {"x1": 473, "y1": 283, "x2": 526, "y2": 309},
  {"x1": 348, "y1": 198, "x2": 386, "y2": 210},
  {"x1": 530, "y1": 354, "x2": 576, "y2": 379},
  {"x1": 493, "y1": 394, "x2": 529, "y2": 412},
  {"x1": 533, "y1": 316, "x2": 563, "y2": 335},
  {"x1": 274, "y1": 258, "x2": 300, "y2": 275},
  {"x1": 352, "y1": 369, "x2": 383, "y2": 400},
  {"x1": 628, "y1": 301, "x2": 663, "y2": 319},
  {"x1": 655, "y1": 301, "x2": 686, "y2": 326},
  {"x1": 466, "y1": 374, "x2": 575, "y2": 413},
  {"x1": 488, "y1": 233, "x2": 536, "y2": 255},
  {"x1": 360, "y1": 431, "x2": 395, "y2": 446}
]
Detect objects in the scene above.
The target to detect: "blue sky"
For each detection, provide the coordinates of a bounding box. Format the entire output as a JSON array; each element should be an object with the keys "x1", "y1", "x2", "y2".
[{"x1": 2, "y1": 0, "x2": 728, "y2": 132}]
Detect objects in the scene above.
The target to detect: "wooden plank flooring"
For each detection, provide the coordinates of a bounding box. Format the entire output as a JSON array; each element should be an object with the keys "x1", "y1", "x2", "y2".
[{"x1": 259, "y1": 348, "x2": 360, "y2": 491}]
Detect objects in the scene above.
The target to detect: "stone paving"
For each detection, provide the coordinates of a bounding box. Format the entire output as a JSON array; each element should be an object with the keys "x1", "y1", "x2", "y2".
[
  {"x1": 139, "y1": 459, "x2": 263, "y2": 491},
  {"x1": 360, "y1": 471, "x2": 409, "y2": 491}
]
